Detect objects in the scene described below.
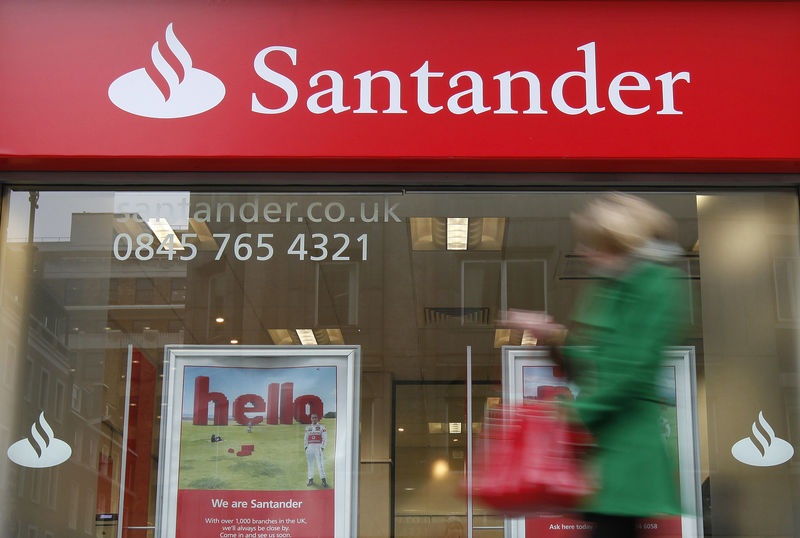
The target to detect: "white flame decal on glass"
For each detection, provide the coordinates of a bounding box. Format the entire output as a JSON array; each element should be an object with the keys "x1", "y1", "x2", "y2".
[
  {"x1": 731, "y1": 411, "x2": 794, "y2": 467},
  {"x1": 7, "y1": 412, "x2": 72, "y2": 468},
  {"x1": 108, "y1": 23, "x2": 225, "y2": 118}
]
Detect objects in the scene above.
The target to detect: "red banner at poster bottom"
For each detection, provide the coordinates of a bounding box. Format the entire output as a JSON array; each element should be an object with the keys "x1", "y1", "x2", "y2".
[
  {"x1": 526, "y1": 515, "x2": 682, "y2": 537},
  {"x1": 177, "y1": 489, "x2": 333, "y2": 538}
]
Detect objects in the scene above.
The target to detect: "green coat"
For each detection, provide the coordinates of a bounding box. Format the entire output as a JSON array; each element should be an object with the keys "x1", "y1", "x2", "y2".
[{"x1": 564, "y1": 260, "x2": 683, "y2": 517}]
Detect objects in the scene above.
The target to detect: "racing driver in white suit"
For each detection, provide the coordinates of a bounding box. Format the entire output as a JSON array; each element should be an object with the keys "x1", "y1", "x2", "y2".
[{"x1": 304, "y1": 413, "x2": 328, "y2": 487}]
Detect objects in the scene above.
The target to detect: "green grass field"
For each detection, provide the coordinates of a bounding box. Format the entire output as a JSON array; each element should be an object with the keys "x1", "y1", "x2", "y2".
[{"x1": 178, "y1": 420, "x2": 336, "y2": 491}]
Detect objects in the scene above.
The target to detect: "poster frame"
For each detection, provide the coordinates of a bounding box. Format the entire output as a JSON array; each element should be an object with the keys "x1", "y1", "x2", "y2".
[
  {"x1": 501, "y1": 346, "x2": 702, "y2": 538},
  {"x1": 155, "y1": 345, "x2": 360, "y2": 538}
]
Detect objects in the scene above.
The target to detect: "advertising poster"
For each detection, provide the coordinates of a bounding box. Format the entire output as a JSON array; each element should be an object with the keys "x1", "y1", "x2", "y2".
[
  {"x1": 501, "y1": 347, "x2": 702, "y2": 538},
  {"x1": 157, "y1": 346, "x2": 359, "y2": 538}
]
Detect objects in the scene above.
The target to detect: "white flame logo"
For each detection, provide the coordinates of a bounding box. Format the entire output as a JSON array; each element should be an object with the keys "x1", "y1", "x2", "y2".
[
  {"x1": 108, "y1": 23, "x2": 225, "y2": 118},
  {"x1": 731, "y1": 411, "x2": 794, "y2": 467},
  {"x1": 7, "y1": 412, "x2": 72, "y2": 468}
]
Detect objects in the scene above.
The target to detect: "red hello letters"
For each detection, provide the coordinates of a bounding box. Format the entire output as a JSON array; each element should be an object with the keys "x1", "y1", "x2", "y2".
[{"x1": 192, "y1": 376, "x2": 323, "y2": 426}]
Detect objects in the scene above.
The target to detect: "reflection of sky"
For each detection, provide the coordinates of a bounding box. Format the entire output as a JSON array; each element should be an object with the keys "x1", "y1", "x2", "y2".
[
  {"x1": 6, "y1": 190, "x2": 190, "y2": 242},
  {"x1": 182, "y1": 366, "x2": 336, "y2": 419},
  {"x1": 7, "y1": 191, "x2": 114, "y2": 242},
  {"x1": 522, "y1": 366, "x2": 578, "y2": 399},
  {"x1": 114, "y1": 192, "x2": 190, "y2": 227}
]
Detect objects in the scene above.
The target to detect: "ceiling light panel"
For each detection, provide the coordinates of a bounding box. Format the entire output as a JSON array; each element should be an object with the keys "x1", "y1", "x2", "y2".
[
  {"x1": 295, "y1": 329, "x2": 318, "y2": 346},
  {"x1": 447, "y1": 218, "x2": 469, "y2": 250},
  {"x1": 146, "y1": 218, "x2": 184, "y2": 250}
]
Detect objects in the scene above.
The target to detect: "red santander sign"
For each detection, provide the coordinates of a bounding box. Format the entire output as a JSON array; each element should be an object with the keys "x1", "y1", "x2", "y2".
[{"x1": 1, "y1": 1, "x2": 799, "y2": 171}]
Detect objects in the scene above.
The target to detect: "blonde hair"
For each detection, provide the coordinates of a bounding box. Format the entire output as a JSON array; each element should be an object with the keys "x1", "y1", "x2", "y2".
[{"x1": 572, "y1": 193, "x2": 675, "y2": 254}]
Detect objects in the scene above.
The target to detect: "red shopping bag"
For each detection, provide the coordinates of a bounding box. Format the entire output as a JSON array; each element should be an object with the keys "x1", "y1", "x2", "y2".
[{"x1": 472, "y1": 401, "x2": 594, "y2": 516}]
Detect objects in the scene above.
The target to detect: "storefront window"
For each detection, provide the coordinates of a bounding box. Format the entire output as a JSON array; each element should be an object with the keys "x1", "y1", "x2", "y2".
[{"x1": 0, "y1": 186, "x2": 797, "y2": 537}]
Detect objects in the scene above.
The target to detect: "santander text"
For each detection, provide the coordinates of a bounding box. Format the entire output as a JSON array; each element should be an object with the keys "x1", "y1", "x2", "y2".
[{"x1": 252, "y1": 42, "x2": 690, "y2": 116}]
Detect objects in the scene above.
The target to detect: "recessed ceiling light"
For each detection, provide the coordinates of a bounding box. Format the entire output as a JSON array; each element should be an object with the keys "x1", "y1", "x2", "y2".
[
  {"x1": 215, "y1": 317, "x2": 225, "y2": 323},
  {"x1": 446, "y1": 218, "x2": 469, "y2": 250},
  {"x1": 521, "y1": 330, "x2": 538, "y2": 346},
  {"x1": 428, "y1": 422, "x2": 444, "y2": 434},
  {"x1": 146, "y1": 217, "x2": 184, "y2": 250},
  {"x1": 296, "y1": 329, "x2": 317, "y2": 345},
  {"x1": 268, "y1": 329, "x2": 294, "y2": 345},
  {"x1": 397, "y1": 427, "x2": 405, "y2": 432},
  {"x1": 230, "y1": 339, "x2": 239, "y2": 344},
  {"x1": 324, "y1": 328, "x2": 345, "y2": 345}
]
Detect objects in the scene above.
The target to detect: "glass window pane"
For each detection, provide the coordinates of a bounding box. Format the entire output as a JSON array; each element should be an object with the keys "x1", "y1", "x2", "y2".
[{"x1": 0, "y1": 186, "x2": 796, "y2": 537}]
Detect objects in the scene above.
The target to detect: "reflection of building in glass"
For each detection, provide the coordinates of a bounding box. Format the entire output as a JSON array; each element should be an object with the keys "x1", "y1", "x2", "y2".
[{"x1": 2, "y1": 208, "x2": 186, "y2": 537}]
